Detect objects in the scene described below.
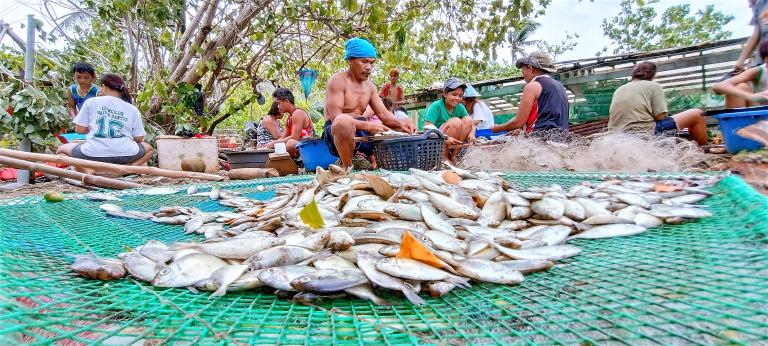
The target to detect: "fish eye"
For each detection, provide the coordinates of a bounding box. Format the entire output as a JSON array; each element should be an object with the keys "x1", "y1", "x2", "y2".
[
  {"x1": 160, "y1": 268, "x2": 170, "y2": 275},
  {"x1": 301, "y1": 277, "x2": 311, "y2": 282}
]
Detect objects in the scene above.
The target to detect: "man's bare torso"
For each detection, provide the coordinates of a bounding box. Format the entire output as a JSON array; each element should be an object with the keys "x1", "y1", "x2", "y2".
[{"x1": 324, "y1": 71, "x2": 375, "y2": 121}]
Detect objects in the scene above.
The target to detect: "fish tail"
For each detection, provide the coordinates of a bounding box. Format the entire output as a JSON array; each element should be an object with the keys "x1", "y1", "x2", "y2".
[
  {"x1": 401, "y1": 286, "x2": 426, "y2": 306},
  {"x1": 446, "y1": 275, "x2": 471, "y2": 289}
]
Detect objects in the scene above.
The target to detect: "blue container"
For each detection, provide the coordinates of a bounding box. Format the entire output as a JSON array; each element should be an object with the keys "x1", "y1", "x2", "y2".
[
  {"x1": 715, "y1": 110, "x2": 768, "y2": 153},
  {"x1": 475, "y1": 128, "x2": 508, "y2": 139},
  {"x1": 296, "y1": 138, "x2": 337, "y2": 171},
  {"x1": 59, "y1": 133, "x2": 87, "y2": 142}
]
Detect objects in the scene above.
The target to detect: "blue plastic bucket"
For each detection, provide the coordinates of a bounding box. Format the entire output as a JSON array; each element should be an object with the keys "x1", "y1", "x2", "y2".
[
  {"x1": 715, "y1": 110, "x2": 768, "y2": 153},
  {"x1": 296, "y1": 138, "x2": 337, "y2": 171},
  {"x1": 475, "y1": 128, "x2": 508, "y2": 139}
]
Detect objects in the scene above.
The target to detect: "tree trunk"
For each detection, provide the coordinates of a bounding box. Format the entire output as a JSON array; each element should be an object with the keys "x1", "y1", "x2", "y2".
[{"x1": 0, "y1": 156, "x2": 143, "y2": 190}]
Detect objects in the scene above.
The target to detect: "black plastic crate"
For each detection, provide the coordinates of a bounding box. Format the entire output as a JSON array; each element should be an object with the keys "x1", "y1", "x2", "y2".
[{"x1": 372, "y1": 130, "x2": 445, "y2": 171}]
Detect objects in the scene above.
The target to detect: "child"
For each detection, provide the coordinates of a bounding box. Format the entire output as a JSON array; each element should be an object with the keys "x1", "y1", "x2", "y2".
[{"x1": 66, "y1": 62, "x2": 99, "y2": 119}]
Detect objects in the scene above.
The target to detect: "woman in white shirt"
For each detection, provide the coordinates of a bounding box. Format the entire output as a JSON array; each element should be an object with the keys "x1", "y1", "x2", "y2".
[
  {"x1": 463, "y1": 84, "x2": 495, "y2": 130},
  {"x1": 57, "y1": 74, "x2": 153, "y2": 166}
]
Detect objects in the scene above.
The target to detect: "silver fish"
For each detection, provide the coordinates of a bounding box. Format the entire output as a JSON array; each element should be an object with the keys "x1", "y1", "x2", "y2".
[
  {"x1": 424, "y1": 230, "x2": 466, "y2": 254},
  {"x1": 497, "y1": 259, "x2": 554, "y2": 274},
  {"x1": 209, "y1": 265, "x2": 249, "y2": 298},
  {"x1": 497, "y1": 220, "x2": 529, "y2": 231},
  {"x1": 291, "y1": 269, "x2": 369, "y2": 293},
  {"x1": 247, "y1": 246, "x2": 322, "y2": 269},
  {"x1": 480, "y1": 191, "x2": 506, "y2": 226},
  {"x1": 375, "y1": 257, "x2": 470, "y2": 288},
  {"x1": 491, "y1": 244, "x2": 582, "y2": 261},
  {"x1": 70, "y1": 255, "x2": 126, "y2": 281},
  {"x1": 142, "y1": 187, "x2": 179, "y2": 196},
  {"x1": 526, "y1": 225, "x2": 572, "y2": 246},
  {"x1": 507, "y1": 206, "x2": 533, "y2": 220},
  {"x1": 574, "y1": 198, "x2": 611, "y2": 218},
  {"x1": 258, "y1": 265, "x2": 316, "y2": 291},
  {"x1": 569, "y1": 224, "x2": 647, "y2": 240},
  {"x1": 634, "y1": 213, "x2": 663, "y2": 228},
  {"x1": 99, "y1": 203, "x2": 123, "y2": 213},
  {"x1": 83, "y1": 193, "x2": 121, "y2": 201},
  {"x1": 455, "y1": 259, "x2": 525, "y2": 285},
  {"x1": 138, "y1": 240, "x2": 176, "y2": 264},
  {"x1": 426, "y1": 281, "x2": 456, "y2": 297},
  {"x1": 119, "y1": 251, "x2": 158, "y2": 282},
  {"x1": 420, "y1": 204, "x2": 458, "y2": 237},
  {"x1": 383, "y1": 204, "x2": 423, "y2": 221},
  {"x1": 227, "y1": 270, "x2": 264, "y2": 291},
  {"x1": 504, "y1": 193, "x2": 531, "y2": 207},
  {"x1": 560, "y1": 199, "x2": 586, "y2": 221},
  {"x1": 106, "y1": 210, "x2": 153, "y2": 220},
  {"x1": 614, "y1": 193, "x2": 651, "y2": 209},
  {"x1": 647, "y1": 207, "x2": 712, "y2": 219},
  {"x1": 426, "y1": 191, "x2": 479, "y2": 219},
  {"x1": 582, "y1": 214, "x2": 634, "y2": 225},
  {"x1": 531, "y1": 198, "x2": 565, "y2": 220},
  {"x1": 327, "y1": 230, "x2": 354, "y2": 251},
  {"x1": 378, "y1": 245, "x2": 401, "y2": 257},
  {"x1": 152, "y1": 253, "x2": 228, "y2": 288},
  {"x1": 177, "y1": 237, "x2": 285, "y2": 260}
]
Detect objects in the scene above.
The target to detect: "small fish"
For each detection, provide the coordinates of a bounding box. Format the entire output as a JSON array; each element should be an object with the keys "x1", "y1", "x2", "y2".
[
  {"x1": 420, "y1": 204, "x2": 458, "y2": 237},
  {"x1": 186, "y1": 185, "x2": 199, "y2": 195},
  {"x1": 70, "y1": 255, "x2": 126, "y2": 281},
  {"x1": 496, "y1": 259, "x2": 554, "y2": 274},
  {"x1": 504, "y1": 193, "x2": 531, "y2": 207},
  {"x1": 497, "y1": 219, "x2": 529, "y2": 231},
  {"x1": 258, "y1": 265, "x2": 316, "y2": 291},
  {"x1": 152, "y1": 253, "x2": 228, "y2": 288},
  {"x1": 648, "y1": 207, "x2": 712, "y2": 219},
  {"x1": 291, "y1": 269, "x2": 369, "y2": 293},
  {"x1": 151, "y1": 215, "x2": 191, "y2": 225},
  {"x1": 177, "y1": 237, "x2": 285, "y2": 260},
  {"x1": 375, "y1": 257, "x2": 470, "y2": 288},
  {"x1": 614, "y1": 193, "x2": 651, "y2": 209},
  {"x1": 99, "y1": 203, "x2": 123, "y2": 213},
  {"x1": 106, "y1": 210, "x2": 153, "y2": 220},
  {"x1": 426, "y1": 191, "x2": 479, "y2": 220},
  {"x1": 209, "y1": 185, "x2": 221, "y2": 200},
  {"x1": 138, "y1": 240, "x2": 176, "y2": 264},
  {"x1": 326, "y1": 230, "x2": 354, "y2": 251},
  {"x1": 142, "y1": 187, "x2": 179, "y2": 196},
  {"x1": 526, "y1": 225, "x2": 572, "y2": 246},
  {"x1": 480, "y1": 191, "x2": 506, "y2": 226},
  {"x1": 574, "y1": 198, "x2": 611, "y2": 218},
  {"x1": 491, "y1": 244, "x2": 582, "y2": 261},
  {"x1": 455, "y1": 259, "x2": 525, "y2": 285},
  {"x1": 634, "y1": 213, "x2": 663, "y2": 228},
  {"x1": 383, "y1": 204, "x2": 423, "y2": 222},
  {"x1": 247, "y1": 246, "x2": 322, "y2": 270},
  {"x1": 84, "y1": 193, "x2": 121, "y2": 201},
  {"x1": 119, "y1": 251, "x2": 158, "y2": 282},
  {"x1": 582, "y1": 214, "x2": 634, "y2": 225},
  {"x1": 531, "y1": 198, "x2": 565, "y2": 220},
  {"x1": 209, "y1": 265, "x2": 249, "y2": 298},
  {"x1": 426, "y1": 281, "x2": 456, "y2": 297},
  {"x1": 560, "y1": 199, "x2": 586, "y2": 221},
  {"x1": 569, "y1": 224, "x2": 647, "y2": 240},
  {"x1": 424, "y1": 230, "x2": 467, "y2": 254},
  {"x1": 228, "y1": 270, "x2": 264, "y2": 291}
]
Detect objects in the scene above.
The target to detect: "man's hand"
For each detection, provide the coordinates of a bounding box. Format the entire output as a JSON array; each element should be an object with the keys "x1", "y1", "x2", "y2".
[
  {"x1": 367, "y1": 122, "x2": 390, "y2": 134},
  {"x1": 445, "y1": 137, "x2": 462, "y2": 146},
  {"x1": 751, "y1": 90, "x2": 768, "y2": 103},
  {"x1": 467, "y1": 134, "x2": 476, "y2": 144},
  {"x1": 734, "y1": 61, "x2": 746, "y2": 74},
  {"x1": 398, "y1": 120, "x2": 416, "y2": 134}
]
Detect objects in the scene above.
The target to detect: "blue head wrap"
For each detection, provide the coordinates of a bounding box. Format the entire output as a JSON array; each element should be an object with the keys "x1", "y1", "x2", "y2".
[{"x1": 343, "y1": 38, "x2": 377, "y2": 60}]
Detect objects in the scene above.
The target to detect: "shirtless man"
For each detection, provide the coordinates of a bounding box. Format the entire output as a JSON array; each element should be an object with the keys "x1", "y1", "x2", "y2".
[{"x1": 323, "y1": 38, "x2": 415, "y2": 168}]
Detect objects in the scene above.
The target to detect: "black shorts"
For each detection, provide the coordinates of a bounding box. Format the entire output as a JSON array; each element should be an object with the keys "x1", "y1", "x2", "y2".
[
  {"x1": 322, "y1": 118, "x2": 373, "y2": 158},
  {"x1": 71, "y1": 143, "x2": 145, "y2": 164}
]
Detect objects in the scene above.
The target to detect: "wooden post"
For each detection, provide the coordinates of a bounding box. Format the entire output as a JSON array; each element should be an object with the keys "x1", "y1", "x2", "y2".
[{"x1": 0, "y1": 156, "x2": 143, "y2": 190}]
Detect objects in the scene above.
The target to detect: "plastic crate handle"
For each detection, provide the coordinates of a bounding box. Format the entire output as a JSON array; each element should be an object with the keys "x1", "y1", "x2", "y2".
[{"x1": 422, "y1": 129, "x2": 445, "y2": 140}]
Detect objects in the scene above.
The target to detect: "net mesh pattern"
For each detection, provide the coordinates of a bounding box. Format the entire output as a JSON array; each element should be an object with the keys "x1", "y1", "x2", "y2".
[{"x1": 0, "y1": 173, "x2": 766, "y2": 345}]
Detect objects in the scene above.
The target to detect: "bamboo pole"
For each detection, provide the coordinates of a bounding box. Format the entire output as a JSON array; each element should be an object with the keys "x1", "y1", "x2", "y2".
[
  {"x1": 0, "y1": 148, "x2": 224, "y2": 181},
  {"x1": 0, "y1": 156, "x2": 143, "y2": 190}
]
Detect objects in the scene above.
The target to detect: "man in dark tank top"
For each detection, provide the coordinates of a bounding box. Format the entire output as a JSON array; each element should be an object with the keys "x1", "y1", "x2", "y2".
[{"x1": 492, "y1": 52, "x2": 569, "y2": 139}]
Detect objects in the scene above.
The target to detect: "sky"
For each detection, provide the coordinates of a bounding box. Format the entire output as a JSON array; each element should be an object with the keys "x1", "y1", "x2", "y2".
[{"x1": 0, "y1": 0, "x2": 755, "y2": 61}]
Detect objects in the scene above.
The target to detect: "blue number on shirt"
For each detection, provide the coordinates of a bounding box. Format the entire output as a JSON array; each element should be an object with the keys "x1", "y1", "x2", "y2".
[{"x1": 94, "y1": 116, "x2": 125, "y2": 139}]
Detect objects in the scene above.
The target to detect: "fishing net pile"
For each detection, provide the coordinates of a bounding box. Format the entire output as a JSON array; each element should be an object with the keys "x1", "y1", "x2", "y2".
[
  {"x1": 71, "y1": 166, "x2": 717, "y2": 305},
  {"x1": 460, "y1": 131, "x2": 708, "y2": 173}
]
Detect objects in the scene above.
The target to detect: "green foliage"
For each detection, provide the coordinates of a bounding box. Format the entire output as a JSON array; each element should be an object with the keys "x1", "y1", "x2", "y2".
[
  {"x1": 601, "y1": 0, "x2": 734, "y2": 55},
  {"x1": 0, "y1": 81, "x2": 70, "y2": 146}
]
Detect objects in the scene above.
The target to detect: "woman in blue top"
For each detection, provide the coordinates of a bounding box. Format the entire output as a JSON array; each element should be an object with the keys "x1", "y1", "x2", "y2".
[
  {"x1": 66, "y1": 62, "x2": 100, "y2": 119},
  {"x1": 423, "y1": 78, "x2": 476, "y2": 162}
]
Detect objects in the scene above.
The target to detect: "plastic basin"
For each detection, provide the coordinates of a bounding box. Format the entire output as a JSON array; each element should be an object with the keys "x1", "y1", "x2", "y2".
[
  {"x1": 296, "y1": 138, "x2": 337, "y2": 171},
  {"x1": 475, "y1": 128, "x2": 508, "y2": 139},
  {"x1": 715, "y1": 109, "x2": 768, "y2": 153}
]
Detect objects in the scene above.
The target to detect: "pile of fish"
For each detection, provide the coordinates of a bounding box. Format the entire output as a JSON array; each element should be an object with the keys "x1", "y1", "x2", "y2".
[{"x1": 72, "y1": 164, "x2": 718, "y2": 305}]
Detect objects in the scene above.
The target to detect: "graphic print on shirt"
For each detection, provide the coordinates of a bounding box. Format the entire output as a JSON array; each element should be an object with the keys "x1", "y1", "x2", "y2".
[{"x1": 94, "y1": 106, "x2": 128, "y2": 139}]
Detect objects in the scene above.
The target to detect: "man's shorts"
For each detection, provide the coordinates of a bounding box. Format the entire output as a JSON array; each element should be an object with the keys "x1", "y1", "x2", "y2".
[
  {"x1": 71, "y1": 143, "x2": 145, "y2": 165},
  {"x1": 322, "y1": 118, "x2": 373, "y2": 158},
  {"x1": 654, "y1": 117, "x2": 678, "y2": 136}
]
